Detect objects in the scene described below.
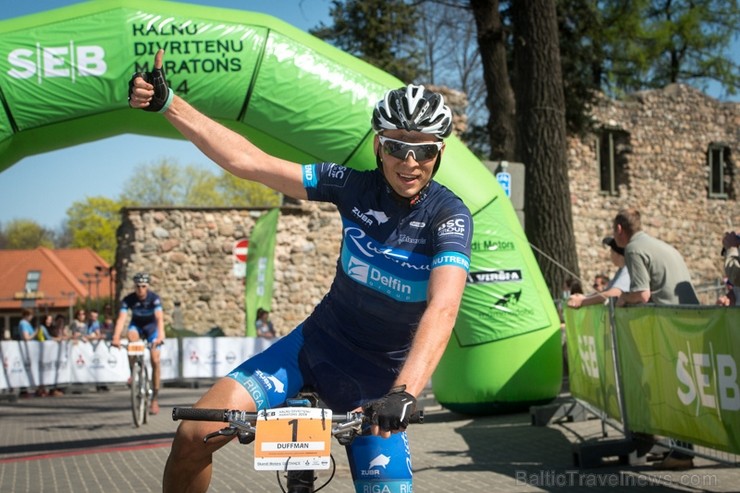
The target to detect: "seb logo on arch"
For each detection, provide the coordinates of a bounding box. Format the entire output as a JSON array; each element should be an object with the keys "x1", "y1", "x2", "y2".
[{"x1": 7, "y1": 43, "x2": 107, "y2": 80}]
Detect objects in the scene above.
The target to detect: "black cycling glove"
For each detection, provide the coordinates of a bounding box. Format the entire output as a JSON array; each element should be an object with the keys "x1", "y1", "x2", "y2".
[
  {"x1": 363, "y1": 385, "x2": 417, "y2": 432},
  {"x1": 128, "y1": 65, "x2": 173, "y2": 113}
]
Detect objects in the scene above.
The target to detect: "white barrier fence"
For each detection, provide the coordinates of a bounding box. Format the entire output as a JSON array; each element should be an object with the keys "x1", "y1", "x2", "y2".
[{"x1": 0, "y1": 338, "x2": 275, "y2": 390}]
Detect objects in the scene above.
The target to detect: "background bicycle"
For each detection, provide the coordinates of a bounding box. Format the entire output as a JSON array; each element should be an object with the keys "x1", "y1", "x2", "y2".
[{"x1": 126, "y1": 340, "x2": 152, "y2": 427}]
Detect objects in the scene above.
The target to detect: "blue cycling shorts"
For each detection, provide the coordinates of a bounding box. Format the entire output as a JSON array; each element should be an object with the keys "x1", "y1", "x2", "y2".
[
  {"x1": 128, "y1": 322, "x2": 159, "y2": 343},
  {"x1": 226, "y1": 326, "x2": 413, "y2": 491}
]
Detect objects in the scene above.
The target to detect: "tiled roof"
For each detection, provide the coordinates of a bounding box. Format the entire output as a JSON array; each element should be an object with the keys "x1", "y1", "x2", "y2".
[{"x1": 0, "y1": 248, "x2": 111, "y2": 310}]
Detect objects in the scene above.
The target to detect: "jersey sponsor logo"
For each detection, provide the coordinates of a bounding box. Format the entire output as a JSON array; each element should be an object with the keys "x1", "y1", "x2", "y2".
[
  {"x1": 345, "y1": 227, "x2": 430, "y2": 272},
  {"x1": 327, "y1": 164, "x2": 347, "y2": 180},
  {"x1": 432, "y1": 253, "x2": 470, "y2": 270},
  {"x1": 437, "y1": 216, "x2": 467, "y2": 238},
  {"x1": 409, "y1": 221, "x2": 426, "y2": 228},
  {"x1": 359, "y1": 454, "x2": 389, "y2": 477},
  {"x1": 398, "y1": 234, "x2": 426, "y2": 245},
  {"x1": 254, "y1": 369, "x2": 286, "y2": 394},
  {"x1": 467, "y1": 269, "x2": 523, "y2": 283},
  {"x1": 348, "y1": 256, "x2": 371, "y2": 283},
  {"x1": 244, "y1": 377, "x2": 266, "y2": 409},
  {"x1": 8, "y1": 44, "x2": 107, "y2": 81},
  {"x1": 352, "y1": 207, "x2": 389, "y2": 227},
  {"x1": 347, "y1": 256, "x2": 412, "y2": 296}
]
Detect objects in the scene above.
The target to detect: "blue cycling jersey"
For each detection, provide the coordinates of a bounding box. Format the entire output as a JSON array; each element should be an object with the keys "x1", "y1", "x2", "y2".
[
  {"x1": 301, "y1": 164, "x2": 472, "y2": 372},
  {"x1": 120, "y1": 290, "x2": 162, "y2": 329}
]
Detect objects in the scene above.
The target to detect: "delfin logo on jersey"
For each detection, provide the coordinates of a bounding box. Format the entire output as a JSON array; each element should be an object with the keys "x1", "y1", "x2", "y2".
[
  {"x1": 348, "y1": 257, "x2": 370, "y2": 284},
  {"x1": 8, "y1": 43, "x2": 108, "y2": 81}
]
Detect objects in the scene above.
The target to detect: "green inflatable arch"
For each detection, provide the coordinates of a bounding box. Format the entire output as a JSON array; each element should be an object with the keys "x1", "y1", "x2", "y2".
[{"x1": 0, "y1": 0, "x2": 562, "y2": 414}]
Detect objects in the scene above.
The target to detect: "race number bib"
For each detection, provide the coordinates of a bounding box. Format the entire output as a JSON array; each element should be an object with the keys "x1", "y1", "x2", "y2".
[{"x1": 254, "y1": 407, "x2": 333, "y2": 471}]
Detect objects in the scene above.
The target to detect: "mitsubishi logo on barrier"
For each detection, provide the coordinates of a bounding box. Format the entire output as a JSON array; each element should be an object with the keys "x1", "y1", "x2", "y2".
[{"x1": 8, "y1": 44, "x2": 108, "y2": 81}]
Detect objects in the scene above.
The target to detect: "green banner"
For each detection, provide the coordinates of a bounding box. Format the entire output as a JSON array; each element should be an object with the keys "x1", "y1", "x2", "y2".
[
  {"x1": 564, "y1": 305, "x2": 621, "y2": 420},
  {"x1": 616, "y1": 306, "x2": 740, "y2": 454},
  {"x1": 456, "y1": 199, "x2": 557, "y2": 345},
  {"x1": 244, "y1": 209, "x2": 279, "y2": 337}
]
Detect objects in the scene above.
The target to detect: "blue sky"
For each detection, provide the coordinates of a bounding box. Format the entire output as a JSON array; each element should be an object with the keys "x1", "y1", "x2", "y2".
[
  {"x1": 0, "y1": 0, "x2": 331, "y2": 231},
  {"x1": 0, "y1": 1, "x2": 737, "y2": 230}
]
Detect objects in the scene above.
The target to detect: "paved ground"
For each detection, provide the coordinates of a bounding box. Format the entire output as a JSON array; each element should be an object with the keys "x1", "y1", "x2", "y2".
[{"x1": 0, "y1": 383, "x2": 738, "y2": 492}]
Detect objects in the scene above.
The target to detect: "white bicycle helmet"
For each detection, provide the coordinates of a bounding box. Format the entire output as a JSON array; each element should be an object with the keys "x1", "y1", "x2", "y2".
[
  {"x1": 133, "y1": 272, "x2": 150, "y2": 285},
  {"x1": 372, "y1": 84, "x2": 453, "y2": 139}
]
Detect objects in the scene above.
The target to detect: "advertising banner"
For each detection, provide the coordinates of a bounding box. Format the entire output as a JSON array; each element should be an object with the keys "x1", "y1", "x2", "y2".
[
  {"x1": 615, "y1": 306, "x2": 740, "y2": 454},
  {"x1": 180, "y1": 337, "x2": 273, "y2": 379},
  {"x1": 244, "y1": 208, "x2": 279, "y2": 336},
  {"x1": 564, "y1": 305, "x2": 621, "y2": 421}
]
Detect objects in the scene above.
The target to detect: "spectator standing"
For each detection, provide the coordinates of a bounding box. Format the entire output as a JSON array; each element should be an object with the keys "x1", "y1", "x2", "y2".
[
  {"x1": 18, "y1": 309, "x2": 37, "y2": 341},
  {"x1": 255, "y1": 308, "x2": 276, "y2": 339},
  {"x1": 615, "y1": 209, "x2": 699, "y2": 307},
  {"x1": 86, "y1": 309, "x2": 103, "y2": 340},
  {"x1": 100, "y1": 315, "x2": 115, "y2": 341},
  {"x1": 721, "y1": 231, "x2": 740, "y2": 305},
  {"x1": 613, "y1": 208, "x2": 698, "y2": 470},
  {"x1": 37, "y1": 314, "x2": 54, "y2": 341},
  {"x1": 52, "y1": 314, "x2": 69, "y2": 340},
  {"x1": 69, "y1": 309, "x2": 88, "y2": 342},
  {"x1": 592, "y1": 273, "x2": 609, "y2": 292},
  {"x1": 568, "y1": 237, "x2": 631, "y2": 308}
]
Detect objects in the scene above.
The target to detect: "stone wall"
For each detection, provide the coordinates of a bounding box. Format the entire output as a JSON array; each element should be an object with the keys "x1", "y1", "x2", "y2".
[
  {"x1": 116, "y1": 203, "x2": 341, "y2": 336},
  {"x1": 567, "y1": 84, "x2": 739, "y2": 303}
]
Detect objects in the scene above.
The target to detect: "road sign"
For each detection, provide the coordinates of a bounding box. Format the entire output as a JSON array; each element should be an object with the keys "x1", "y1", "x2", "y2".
[
  {"x1": 496, "y1": 171, "x2": 511, "y2": 198},
  {"x1": 234, "y1": 239, "x2": 249, "y2": 263}
]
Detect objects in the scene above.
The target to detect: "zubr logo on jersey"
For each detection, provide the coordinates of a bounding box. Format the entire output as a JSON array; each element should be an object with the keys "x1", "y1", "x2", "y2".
[{"x1": 8, "y1": 43, "x2": 107, "y2": 81}]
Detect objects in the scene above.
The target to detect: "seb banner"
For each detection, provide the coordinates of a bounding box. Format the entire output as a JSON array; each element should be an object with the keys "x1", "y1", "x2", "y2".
[
  {"x1": 615, "y1": 306, "x2": 740, "y2": 454},
  {"x1": 563, "y1": 305, "x2": 621, "y2": 421},
  {"x1": 244, "y1": 208, "x2": 279, "y2": 336}
]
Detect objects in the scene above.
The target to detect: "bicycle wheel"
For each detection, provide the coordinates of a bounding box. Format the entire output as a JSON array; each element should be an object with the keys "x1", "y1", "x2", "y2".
[{"x1": 131, "y1": 359, "x2": 146, "y2": 427}]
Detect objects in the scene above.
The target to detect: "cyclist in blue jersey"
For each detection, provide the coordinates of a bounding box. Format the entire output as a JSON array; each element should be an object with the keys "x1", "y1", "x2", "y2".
[
  {"x1": 129, "y1": 50, "x2": 472, "y2": 493},
  {"x1": 112, "y1": 272, "x2": 165, "y2": 415}
]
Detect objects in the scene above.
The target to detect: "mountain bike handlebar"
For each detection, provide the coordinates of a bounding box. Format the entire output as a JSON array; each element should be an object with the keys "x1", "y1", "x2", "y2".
[{"x1": 172, "y1": 407, "x2": 423, "y2": 426}]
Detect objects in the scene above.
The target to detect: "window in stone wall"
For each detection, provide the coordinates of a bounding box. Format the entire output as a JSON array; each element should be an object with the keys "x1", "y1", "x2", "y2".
[
  {"x1": 707, "y1": 143, "x2": 734, "y2": 199},
  {"x1": 597, "y1": 128, "x2": 631, "y2": 195}
]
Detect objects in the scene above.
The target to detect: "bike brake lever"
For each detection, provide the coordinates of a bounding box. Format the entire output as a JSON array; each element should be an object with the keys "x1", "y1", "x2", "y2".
[
  {"x1": 237, "y1": 430, "x2": 256, "y2": 445},
  {"x1": 203, "y1": 426, "x2": 238, "y2": 443}
]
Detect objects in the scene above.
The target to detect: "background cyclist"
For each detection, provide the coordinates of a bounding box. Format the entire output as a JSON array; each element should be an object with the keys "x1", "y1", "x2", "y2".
[
  {"x1": 112, "y1": 272, "x2": 165, "y2": 415},
  {"x1": 129, "y1": 50, "x2": 471, "y2": 493}
]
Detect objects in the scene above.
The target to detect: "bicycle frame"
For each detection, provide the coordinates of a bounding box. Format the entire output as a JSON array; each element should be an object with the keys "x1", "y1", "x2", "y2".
[{"x1": 127, "y1": 341, "x2": 151, "y2": 427}]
